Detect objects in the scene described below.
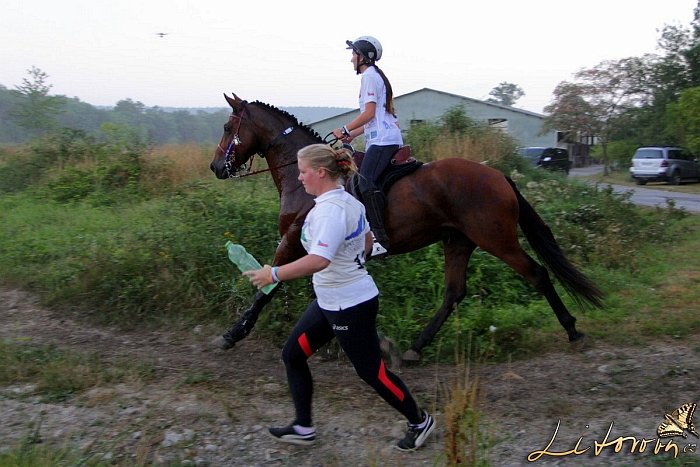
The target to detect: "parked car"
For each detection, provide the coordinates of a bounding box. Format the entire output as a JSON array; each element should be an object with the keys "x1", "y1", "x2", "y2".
[
  {"x1": 629, "y1": 146, "x2": 700, "y2": 185},
  {"x1": 518, "y1": 147, "x2": 571, "y2": 174}
]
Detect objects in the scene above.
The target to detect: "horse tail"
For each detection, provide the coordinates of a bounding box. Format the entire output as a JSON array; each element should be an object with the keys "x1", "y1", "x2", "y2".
[{"x1": 507, "y1": 177, "x2": 605, "y2": 309}]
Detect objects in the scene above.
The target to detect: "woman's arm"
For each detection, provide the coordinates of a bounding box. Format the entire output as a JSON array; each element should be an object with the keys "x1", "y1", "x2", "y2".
[
  {"x1": 364, "y1": 231, "x2": 373, "y2": 258},
  {"x1": 243, "y1": 254, "x2": 330, "y2": 289},
  {"x1": 332, "y1": 101, "x2": 376, "y2": 141}
]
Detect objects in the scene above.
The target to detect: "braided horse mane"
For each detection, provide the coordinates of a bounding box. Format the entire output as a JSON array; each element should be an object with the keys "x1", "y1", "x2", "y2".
[{"x1": 250, "y1": 100, "x2": 324, "y2": 142}]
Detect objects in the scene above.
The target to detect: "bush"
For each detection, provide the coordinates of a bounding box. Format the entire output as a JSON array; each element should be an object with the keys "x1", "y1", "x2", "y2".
[
  {"x1": 0, "y1": 147, "x2": 40, "y2": 193},
  {"x1": 593, "y1": 140, "x2": 638, "y2": 169},
  {"x1": 0, "y1": 128, "x2": 101, "y2": 195},
  {"x1": 518, "y1": 178, "x2": 685, "y2": 269},
  {"x1": 46, "y1": 166, "x2": 96, "y2": 202},
  {"x1": 404, "y1": 105, "x2": 518, "y2": 166}
]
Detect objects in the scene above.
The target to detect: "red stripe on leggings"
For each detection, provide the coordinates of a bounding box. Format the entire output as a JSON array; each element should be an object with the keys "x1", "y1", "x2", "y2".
[
  {"x1": 298, "y1": 333, "x2": 313, "y2": 358},
  {"x1": 378, "y1": 360, "x2": 404, "y2": 402}
]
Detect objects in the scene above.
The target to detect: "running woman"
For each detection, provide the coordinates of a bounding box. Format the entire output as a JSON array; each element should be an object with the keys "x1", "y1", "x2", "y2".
[{"x1": 244, "y1": 143, "x2": 435, "y2": 451}]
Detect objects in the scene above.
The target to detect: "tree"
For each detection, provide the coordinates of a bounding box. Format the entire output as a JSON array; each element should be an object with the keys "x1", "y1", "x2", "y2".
[
  {"x1": 544, "y1": 57, "x2": 652, "y2": 174},
  {"x1": 689, "y1": 1, "x2": 700, "y2": 86},
  {"x1": 439, "y1": 105, "x2": 476, "y2": 133},
  {"x1": 654, "y1": 3, "x2": 700, "y2": 94},
  {"x1": 0, "y1": 84, "x2": 25, "y2": 142},
  {"x1": 666, "y1": 86, "x2": 700, "y2": 154},
  {"x1": 110, "y1": 99, "x2": 151, "y2": 143},
  {"x1": 680, "y1": 86, "x2": 700, "y2": 154},
  {"x1": 486, "y1": 82, "x2": 525, "y2": 106},
  {"x1": 10, "y1": 66, "x2": 64, "y2": 136},
  {"x1": 628, "y1": 4, "x2": 700, "y2": 148}
]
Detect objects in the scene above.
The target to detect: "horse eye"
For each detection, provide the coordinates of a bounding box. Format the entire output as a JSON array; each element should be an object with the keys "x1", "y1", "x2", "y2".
[{"x1": 224, "y1": 123, "x2": 231, "y2": 132}]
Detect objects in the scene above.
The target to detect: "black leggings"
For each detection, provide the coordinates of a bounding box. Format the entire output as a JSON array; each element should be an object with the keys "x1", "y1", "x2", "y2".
[{"x1": 281, "y1": 296, "x2": 422, "y2": 427}]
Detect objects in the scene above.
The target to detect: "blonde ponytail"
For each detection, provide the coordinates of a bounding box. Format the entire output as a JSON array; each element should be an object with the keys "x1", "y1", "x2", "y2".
[{"x1": 297, "y1": 144, "x2": 358, "y2": 179}]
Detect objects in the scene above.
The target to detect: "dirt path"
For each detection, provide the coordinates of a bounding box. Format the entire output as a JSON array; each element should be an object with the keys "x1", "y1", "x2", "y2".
[{"x1": 1, "y1": 286, "x2": 699, "y2": 466}]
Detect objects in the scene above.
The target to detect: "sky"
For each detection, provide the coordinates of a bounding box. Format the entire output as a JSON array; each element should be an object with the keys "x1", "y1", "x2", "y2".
[{"x1": 1, "y1": 0, "x2": 697, "y2": 115}]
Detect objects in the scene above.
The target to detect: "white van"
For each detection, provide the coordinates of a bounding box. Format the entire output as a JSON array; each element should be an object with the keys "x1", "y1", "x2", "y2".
[{"x1": 629, "y1": 147, "x2": 700, "y2": 185}]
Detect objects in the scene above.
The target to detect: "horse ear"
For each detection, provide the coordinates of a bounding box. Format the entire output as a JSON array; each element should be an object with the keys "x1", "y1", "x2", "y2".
[{"x1": 224, "y1": 93, "x2": 239, "y2": 109}]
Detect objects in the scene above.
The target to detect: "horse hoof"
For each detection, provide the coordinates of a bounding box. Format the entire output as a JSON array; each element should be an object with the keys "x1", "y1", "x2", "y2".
[
  {"x1": 402, "y1": 349, "x2": 422, "y2": 363},
  {"x1": 569, "y1": 333, "x2": 591, "y2": 352},
  {"x1": 212, "y1": 335, "x2": 235, "y2": 350}
]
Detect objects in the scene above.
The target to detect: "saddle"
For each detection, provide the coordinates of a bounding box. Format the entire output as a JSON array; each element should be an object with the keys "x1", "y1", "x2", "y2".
[
  {"x1": 351, "y1": 145, "x2": 415, "y2": 168},
  {"x1": 346, "y1": 146, "x2": 423, "y2": 201}
]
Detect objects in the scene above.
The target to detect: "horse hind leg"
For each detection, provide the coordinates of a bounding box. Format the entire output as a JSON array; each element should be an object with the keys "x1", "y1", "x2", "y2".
[
  {"x1": 403, "y1": 234, "x2": 475, "y2": 363},
  {"x1": 532, "y1": 259, "x2": 584, "y2": 342},
  {"x1": 498, "y1": 249, "x2": 584, "y2": 344}
]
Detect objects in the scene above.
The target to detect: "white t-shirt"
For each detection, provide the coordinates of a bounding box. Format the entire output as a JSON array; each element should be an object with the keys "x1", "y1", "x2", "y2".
[
  {"x1": 359, "y1": 66, "x2": 403, "y2": 149},
  {"x1": 301, "y1": 187, "x2": 379, "y2": 310}
]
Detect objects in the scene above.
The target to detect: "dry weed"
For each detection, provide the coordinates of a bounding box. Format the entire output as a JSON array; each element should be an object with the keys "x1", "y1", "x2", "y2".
[{"x1": 141, "y1": 144, "x2": 213, "y2": 190}]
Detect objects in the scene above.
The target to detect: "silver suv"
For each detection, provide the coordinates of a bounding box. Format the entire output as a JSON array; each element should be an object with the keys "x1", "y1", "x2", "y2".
[{"x1": 629, "y1": 146, "x2": 700, "y2": 185}]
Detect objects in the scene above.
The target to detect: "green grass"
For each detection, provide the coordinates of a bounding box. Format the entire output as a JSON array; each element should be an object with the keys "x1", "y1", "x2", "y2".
[
  {"x1": 3, "y1": 178, "x2": 699, "y2": 361},
  {"x1": 0, "y1": 177, "x2": 284, "y2": 328},
  {"x1": 0, "y1": 442, "x2": 113, "y2": 467},
  {"x1": 0, "y1": 340, "x2": 154, "y2": 402},
  {"x1": 0, "y1": 339, "x2": 156, "y2": 465},
  {"x1": 525, "y1": 214, "x2": 700, "y2": 351},
  {"x1": 641, "y1": 456, "x2": 700, "y2": 466}
]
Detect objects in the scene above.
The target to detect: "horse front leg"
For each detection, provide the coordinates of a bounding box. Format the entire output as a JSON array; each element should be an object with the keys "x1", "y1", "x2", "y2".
[
  {"x1": 216, "y1": 221, "x2": 306, "y2": 351},
  {"x1": 403, "y1": 235, "x2": 475, "y2": 362},
  {"x1": 216, "y1": 289, "x2": 277, "y2": 349}
]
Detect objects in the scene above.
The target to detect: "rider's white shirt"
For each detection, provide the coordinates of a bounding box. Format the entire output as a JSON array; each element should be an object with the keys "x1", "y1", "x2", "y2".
[
  {"x1": 359, "y1": 67, "x2": 403, "y2": 149},
  {"x1": 301, "y1": 187, "x2": 378, "y2": 310}
]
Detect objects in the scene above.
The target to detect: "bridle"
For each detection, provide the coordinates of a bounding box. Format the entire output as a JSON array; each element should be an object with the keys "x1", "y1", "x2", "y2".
[{"x1": 217, "y1": 103, "x2": 299, "y2": 178}]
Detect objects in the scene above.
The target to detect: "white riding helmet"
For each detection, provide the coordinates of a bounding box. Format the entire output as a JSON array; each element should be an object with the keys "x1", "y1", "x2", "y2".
[{"x1": 345, "y1": 36, "x2": 383, "y2": 62}]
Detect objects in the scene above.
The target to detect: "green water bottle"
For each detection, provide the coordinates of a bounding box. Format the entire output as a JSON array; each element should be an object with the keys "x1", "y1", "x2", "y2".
[{"x1": 225, "y1": 241, "x2": 278, "y2": 295}]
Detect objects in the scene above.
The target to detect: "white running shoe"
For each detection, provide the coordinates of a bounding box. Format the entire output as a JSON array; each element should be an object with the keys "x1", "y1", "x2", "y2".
[
  {"x1": 396, "y1": 410, "x2": 436, "y2": 451},
  {"x1": 268, "y1": 424, "x2": 316, "y2": 446}
]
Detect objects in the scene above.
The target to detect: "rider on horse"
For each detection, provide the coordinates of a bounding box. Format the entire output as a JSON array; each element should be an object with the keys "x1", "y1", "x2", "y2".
[{"x1": 332, "y1": 36, "x2": 402, "y2": 256}]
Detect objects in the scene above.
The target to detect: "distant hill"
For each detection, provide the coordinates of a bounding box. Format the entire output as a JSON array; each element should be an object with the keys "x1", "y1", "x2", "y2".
[{"x1": 0, "y1": 83, "x2": 353, "y2": 145}]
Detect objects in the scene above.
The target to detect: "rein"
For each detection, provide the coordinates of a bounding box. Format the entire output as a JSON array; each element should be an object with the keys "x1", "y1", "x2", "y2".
[{"x1": 237, "y1": 157, "x2": 298, "y2": 177}]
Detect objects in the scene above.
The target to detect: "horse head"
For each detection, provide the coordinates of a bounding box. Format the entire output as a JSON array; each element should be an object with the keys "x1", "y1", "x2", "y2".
[
  {"x1": 210, "y1": 93, "x2": 262, "y2": 179},
  {"x1": 211, "y1": 93, "x2": 326, "y2": 180}
]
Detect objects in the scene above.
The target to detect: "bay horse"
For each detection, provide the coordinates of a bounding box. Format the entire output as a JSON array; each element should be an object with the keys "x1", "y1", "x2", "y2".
[{"x1": 210, "y1": 93, "x2": 603, "y2": 361}]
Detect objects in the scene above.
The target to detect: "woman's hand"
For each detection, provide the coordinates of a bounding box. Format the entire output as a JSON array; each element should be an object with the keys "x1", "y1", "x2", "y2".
[
  {"x1": 242, "y1": 255, "x2": 329, "y2": 289},
  {"x1": 332, "y1": 129, "x2": 353, "y2": 143},
  {"x1": 243, "y1": 265, "x2": 274, "y2": 289},
  {"x1": 332, "y1": 126, "x2": 355, "y2": 144}
]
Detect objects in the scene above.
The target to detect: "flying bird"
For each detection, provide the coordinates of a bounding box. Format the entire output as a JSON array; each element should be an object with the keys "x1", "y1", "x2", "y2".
[{"x1": 156, "y1": 32, "x2": 169, "y2": 38}]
